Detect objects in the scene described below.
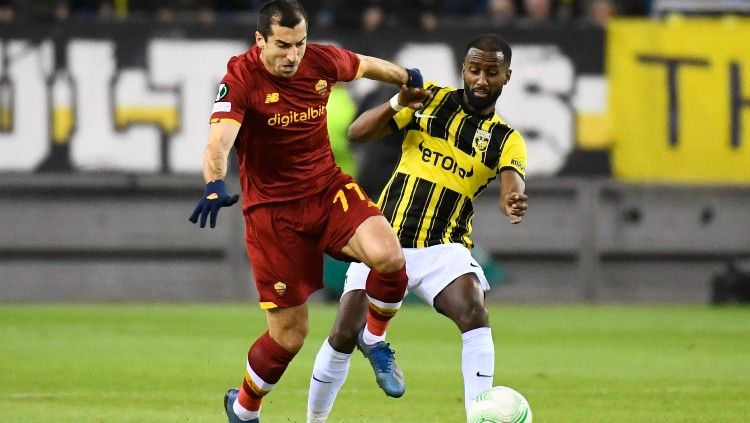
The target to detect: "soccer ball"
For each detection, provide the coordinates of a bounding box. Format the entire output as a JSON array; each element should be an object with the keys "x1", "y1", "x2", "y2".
[{"x1": 466, "y1": 386, "x2": 532, "y2": 423}]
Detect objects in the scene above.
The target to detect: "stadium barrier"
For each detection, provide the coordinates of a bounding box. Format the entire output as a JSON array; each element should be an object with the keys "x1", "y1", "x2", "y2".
[
  {"x1": 2, "y1": 175, "x2": 748, "y2": 303},
  {"x1": 0, "y1": 174, "x2": 251, "y2": 302},
  {"x1": 471, "y1": 178, "x2": 750, "y2": 303}
]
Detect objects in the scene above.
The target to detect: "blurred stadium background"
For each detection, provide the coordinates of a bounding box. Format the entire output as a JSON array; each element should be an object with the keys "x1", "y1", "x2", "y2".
[
  {"x1": 1, "y1": 0, "x2": 748, "y2": 304},
  {"x1": 1, "y1": 1, "x2": 750, "y2": 421}
]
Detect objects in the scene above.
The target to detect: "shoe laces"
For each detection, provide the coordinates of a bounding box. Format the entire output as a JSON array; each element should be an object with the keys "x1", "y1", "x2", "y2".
[{"x1": 369, "y1": 343, "x2": 396, "y2": 373}]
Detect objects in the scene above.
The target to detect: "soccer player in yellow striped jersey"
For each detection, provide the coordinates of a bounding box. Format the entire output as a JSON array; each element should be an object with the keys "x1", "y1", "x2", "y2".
[{"x1": 307, "y1": 34, "x2": 528, "y2": 422}]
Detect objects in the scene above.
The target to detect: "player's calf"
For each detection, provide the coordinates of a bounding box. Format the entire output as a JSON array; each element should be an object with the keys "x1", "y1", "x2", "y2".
[
  {"x1": 363, "y1": 266, "x2": 408, "y2": 341},
  {"x1": 229, "y1": 331, "x2": 297, "y2": 422}
]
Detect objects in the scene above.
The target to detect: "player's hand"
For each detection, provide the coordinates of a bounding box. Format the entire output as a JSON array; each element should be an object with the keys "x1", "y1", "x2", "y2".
[
  {"x1": 188, "y1": 180, "x2": 239, "y2": 228},
  {"x1": 397, "y1": 85, "x2": 432, "y2": 110},
  {"x1": 503, "y1": 192, "x2": 528, "y2": 224},
  {"x1": 405, "y1": 68, "x2": 423, "y2": 88}
]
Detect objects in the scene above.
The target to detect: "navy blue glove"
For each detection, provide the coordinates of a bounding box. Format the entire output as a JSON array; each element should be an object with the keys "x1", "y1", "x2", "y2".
[
  {"x1": 406, "y1": 68, "x2": 423, "y2": 88},
  {"x1": 188, "y1": 180, "x2": 239, "y2": 228}
]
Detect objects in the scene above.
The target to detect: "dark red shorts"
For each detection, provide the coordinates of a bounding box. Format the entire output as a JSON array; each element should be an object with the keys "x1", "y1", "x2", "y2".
[{"x1": 244, "y1": 172, "x2": 383, "y2": 309}]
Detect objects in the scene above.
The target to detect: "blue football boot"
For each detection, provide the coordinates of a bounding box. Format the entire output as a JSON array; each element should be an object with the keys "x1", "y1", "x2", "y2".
[
  {"x1": 224, "y1": 388, "x2": 259, "y2": 423},
  {"x1": 356, "y1": 329, "x2": 406, "y2": 398}
]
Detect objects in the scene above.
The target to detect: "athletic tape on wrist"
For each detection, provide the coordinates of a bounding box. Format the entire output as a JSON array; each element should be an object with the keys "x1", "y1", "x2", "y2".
[{"x1": 389, "y1": 94, "x2": 405, "y2": 112}]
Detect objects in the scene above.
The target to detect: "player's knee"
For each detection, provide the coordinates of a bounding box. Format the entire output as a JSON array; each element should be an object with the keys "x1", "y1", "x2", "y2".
[
  {"x1": 368, "y1": 247, "x2": 405, "y2": 273},
  {"x1": 454, "y1": 304, "x2": 489, "y2": 332},
  {"x1": 328, "y1": 325, "x2": 358, "y2": 353},
  {"x1": 328, "y1": 315, "x2": 361, "y2": 350},
  {"x1": 279, "y1": 331, "x2": 306, "y2": 353},
  {"x1": 273, "y1": 322, "x2": 308, "y2": 353}
]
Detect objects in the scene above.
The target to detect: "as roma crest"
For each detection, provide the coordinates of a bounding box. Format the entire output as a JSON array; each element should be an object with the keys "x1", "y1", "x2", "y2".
[
  {"x1": 315, "y1": 79, "x2": 328, "y2": 96},
  {"x1": 274, "y1": 281, "x2": 287, "y2": 296}
]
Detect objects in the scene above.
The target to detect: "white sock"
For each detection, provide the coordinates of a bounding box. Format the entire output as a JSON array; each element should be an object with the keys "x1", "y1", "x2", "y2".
[
  {"x1": 232, "y1": 399, "x2": 259, "y2": 421},
  {"x1": 362, "y1": 325, "x2": 386, "y2": 345},
  {"x1": 461, "y1": 327, "x2": 495, "y2": 412},
  {"x1": 307, "y1": 338, "x2": 352, "y2": 422}
]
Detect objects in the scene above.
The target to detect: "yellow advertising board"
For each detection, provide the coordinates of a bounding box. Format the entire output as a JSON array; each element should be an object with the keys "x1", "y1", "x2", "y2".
[{"x1": 609, "y1": 18, "x2": 750, "y2": 183}]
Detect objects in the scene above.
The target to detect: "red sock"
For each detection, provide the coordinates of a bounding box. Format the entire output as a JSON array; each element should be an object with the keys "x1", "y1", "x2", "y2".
[
  {"x1": 237, "y1": 331, "x2": 297, "y2": 411},
  {"x1": 364, "y1": 265, "x2": 408, "y2": 335},
  {"x1": 366, "y1": 304, "x2": 392, "y2": 336}
]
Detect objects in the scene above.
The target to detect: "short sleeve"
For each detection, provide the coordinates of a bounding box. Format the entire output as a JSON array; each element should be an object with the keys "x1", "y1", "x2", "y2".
[
  {"x1": 391, "y1": 106, "x2": 415, "y2": 130},
  {"x1": 498, "y1": 131, "x2": 527, "y2": 179},
  {"x1": 314, "y1": 44, "x2": 360, "y2": 82},
  {"x1": 209, "y1": 57, "x2": 248, "y2": 125}
]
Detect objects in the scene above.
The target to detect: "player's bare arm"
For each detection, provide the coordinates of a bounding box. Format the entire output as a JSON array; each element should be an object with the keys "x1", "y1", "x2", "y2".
[
  {"x1": 356, "y1": 54, "x2": 408, "y2": 84},
  {"x1": 355, "y1": 54, "x2": 425, "y2": 90},
  {"x1": 499, "y1": 170, "x2": 527, "y2": 224},
  {"x1": 348, "y1": 85, "x2": 429, "y2": 143},
  {"x1": 188, "y1": 120, "x2": 241, "y2": 228},
  {"x1": 203, "y1": 121, "x2": 240, "y2": 182}
]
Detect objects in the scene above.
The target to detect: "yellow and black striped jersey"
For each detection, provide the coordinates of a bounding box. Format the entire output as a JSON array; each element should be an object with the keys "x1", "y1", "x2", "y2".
[{"x1": 377, "y1": 82, "x2": 527, "y2": 249}]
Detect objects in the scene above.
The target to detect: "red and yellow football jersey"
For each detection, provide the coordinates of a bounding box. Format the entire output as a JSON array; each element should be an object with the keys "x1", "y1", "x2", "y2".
[{"x1": 210, "y1": 43, "x2": 360, "y2": 209}]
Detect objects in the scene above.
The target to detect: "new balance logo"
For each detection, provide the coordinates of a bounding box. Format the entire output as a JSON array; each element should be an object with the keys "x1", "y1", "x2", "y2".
[
  {"x1": 414, "y1": 111, "x2": 435, "y2": 119},
  {"x1": 476, "y1": 372, "x2": 493, "y2": 378},
  {"x1": 265, "y1": 93, "x2": 279, "y2": 103}
]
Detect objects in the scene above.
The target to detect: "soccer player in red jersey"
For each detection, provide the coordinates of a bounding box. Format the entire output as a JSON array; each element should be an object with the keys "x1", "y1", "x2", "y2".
[{"x1": 187, "y1": 1, "x2": 429, "y2": 422}]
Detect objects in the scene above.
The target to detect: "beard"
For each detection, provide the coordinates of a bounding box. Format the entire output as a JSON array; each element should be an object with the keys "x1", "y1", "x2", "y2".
[{"x1": 464, "y1": 82, "x2": 502, "y2": 111}]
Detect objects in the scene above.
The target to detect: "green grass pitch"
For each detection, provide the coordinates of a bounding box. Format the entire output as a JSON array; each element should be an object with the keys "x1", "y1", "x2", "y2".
[{"x1": 1, "y1": 304, "x2": 748, "y2": 422}]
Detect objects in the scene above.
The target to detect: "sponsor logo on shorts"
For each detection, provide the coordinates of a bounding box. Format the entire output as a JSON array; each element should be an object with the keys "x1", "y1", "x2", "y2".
[{"x1": 274, "y1": 281, "x2": 287, "y2": 296}]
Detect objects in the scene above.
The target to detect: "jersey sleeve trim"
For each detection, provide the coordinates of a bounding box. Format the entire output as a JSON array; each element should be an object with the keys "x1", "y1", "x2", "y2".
[
  {"x1": 499, "y1": 166, "x2": 525, "y2": 181},
  {"x1": 210, "y1": 117, "x2": 242, "y2": 126},
  {"x1": 388, "y1": 118, "x2": 401, "y2": 134}
]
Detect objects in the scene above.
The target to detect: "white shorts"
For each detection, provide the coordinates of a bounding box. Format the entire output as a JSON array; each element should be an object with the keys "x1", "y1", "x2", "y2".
[{"x1": 343, "y1": 243, "x2": 490, "y2": 308}]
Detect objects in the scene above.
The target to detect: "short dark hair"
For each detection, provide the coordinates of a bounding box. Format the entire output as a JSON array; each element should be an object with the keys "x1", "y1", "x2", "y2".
[
  {"x1": 465, "y1": 34, "x2": 512, "y2": 66},
  {"x1": 257, "y1": 0, "x2": 307, "y2": 39}
]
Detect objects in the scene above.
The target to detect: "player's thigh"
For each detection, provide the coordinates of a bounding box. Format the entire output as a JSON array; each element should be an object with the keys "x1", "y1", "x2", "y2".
[
  {"x1": 342, "y1": 261, "x2": 369, "y2": 296},
  {"x1": 245, "y1": 206, "x2": 324, "y2": 309},
  {"x1": 320, "y1": 176, "x2": 400, "y2": 267},
  {"x1": 432, "y1": 273, "x2": 489, "y2": 329},
  {"x1": 407, "y1": 244, "x2": 490, "y2": 310},
  {"x1": 341, "y1": 215, "x2": 403, "y2": 269}
]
